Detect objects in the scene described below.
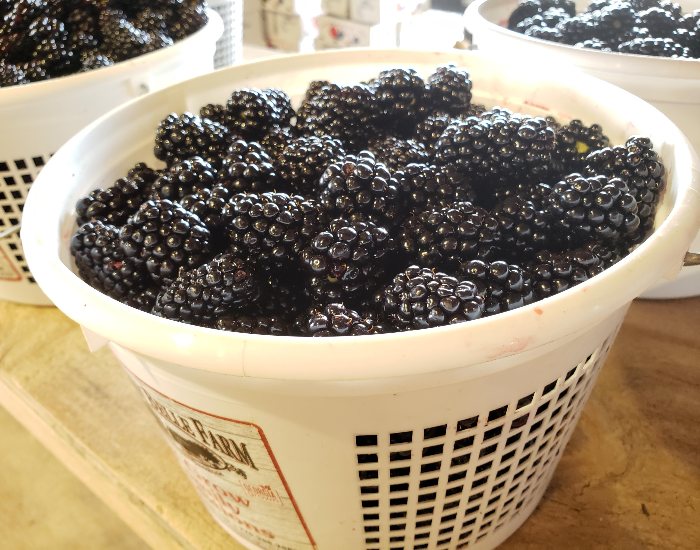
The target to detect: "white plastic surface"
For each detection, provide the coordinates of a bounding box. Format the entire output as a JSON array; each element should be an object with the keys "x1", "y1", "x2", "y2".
[
  {"x1": 209, "y1": 0, "x2": 243, "y2": 68},
  {"x1": 20, "y1": 50, "x2": 700, "y2": 549},
  {"x1": 464, "y1": 0, "x2": 700, "y2": 298},
  {"x1": 0, "y1": 9, "x2": 223, "y2": 306}
]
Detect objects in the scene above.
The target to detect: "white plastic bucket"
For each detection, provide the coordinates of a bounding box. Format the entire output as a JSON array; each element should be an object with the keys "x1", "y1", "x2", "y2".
[
  {"x1": 210, "y1": 0, "x2": 243, "y2": 68},
  {"x1": 464, "y1": 0, "x2": 700, "y2": 298},
  {"x1": 20, "y1": 50, "x2": 700, "y2": 550},
  {"x1": 0, "y1": 9, "x2": 223, "y2": 306}
]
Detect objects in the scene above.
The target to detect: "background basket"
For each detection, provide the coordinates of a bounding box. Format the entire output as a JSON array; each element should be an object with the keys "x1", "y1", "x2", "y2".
[
  {"x1": 20, "y1": 50, "x2": 700, "y2": 549},
  {"x1": 209, "y1": 0, "x2": 243, "y2": 68},
  {"x1": 464, "y1": 0, "x2": 700, "y2": 299},
  {"x1": 0, "y1": 9, "x2": 223, "y2": 306}
]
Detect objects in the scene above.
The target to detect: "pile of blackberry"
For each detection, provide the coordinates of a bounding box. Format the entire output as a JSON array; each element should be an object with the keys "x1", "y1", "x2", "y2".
[
  {"x1": 508, "y1": 0, "x2": 700, "y2": 58},
  {"x1": 70, "y1": 65, "x2": 665, "y2": 337},
  {"x1": 0, "y1": 0, "x2": 208, "y2": 87}
]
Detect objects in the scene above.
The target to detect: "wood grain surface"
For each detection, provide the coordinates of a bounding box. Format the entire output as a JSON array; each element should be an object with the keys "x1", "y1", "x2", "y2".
[{"x1": 0, "y1": 297, "x2": 698, "y2": 549}]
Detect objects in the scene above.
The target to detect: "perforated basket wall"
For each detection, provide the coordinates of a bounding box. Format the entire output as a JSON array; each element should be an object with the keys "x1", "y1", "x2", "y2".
[
  {"x1": 350, "y1": 335, "x2": 613, "y2": 550},
  {"x1": 210, "y1": 0, "x2": 243, "y2": 68}
]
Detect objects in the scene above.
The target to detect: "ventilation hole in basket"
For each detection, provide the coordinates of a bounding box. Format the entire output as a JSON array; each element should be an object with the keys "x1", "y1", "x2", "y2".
[
  {"x1": 422, "y1": 444, "x2": 443, "y2": 457},
  {"x1": 414, "y1": 543, "x2": 429, "y2": 549},
  {"x1": 488, "y1": 406, "x2": 508, "y2": 422},
  {"x1": 479, "y1": 444, "x2": 497, "y2": 458},
  {"x1": 32, "y1": 156, "x2": 45, "y2": 167},
  {"x1": 391, "y1": 523, "x2": 407, "y2": 531},
  {"x1": 414, "y1": 532, "x2": 429, "y2": 540},
  {"x1": 457, "y1": 416, "x2": 478, "y2": 431},
  {"x1": 443, "y1": 499, "x2": 460, "y2": 511},
  {"x1": 364, "y1": 513, "x2": 379, "y2": 520},
  {"x1": 484, "y1": 426, "x2": 503, "y2": 440},
  {"x1": 361, "y1": 486, "x2": 379, "y2": 494},
  {"x1": 536, "y1": 401, "x2": 550, "y2": 416},
  {"x1": 450, "y1": 453, "x2": 470, "y2": 467},
  {"x1": 454, "y1": 436, "x2": 474, "y2": 450},
  {"x1": 419, "y1": 477, "x2": 438, "y2": 489},
  {"x1": 448, "y1": 470, "x2": 466, "y2": 483},
  {"x1": 475, "y1": 460, "x2": 493, "y2": 474},
  {"x1": 565, "y1": 367, "x2": 577, "y2": 380},
  {"x1": 415, "y1": 518, "x2": 432, "y2": 528},
  {"x1": 390, "y1": 511, "x2": 406, "y2": 519},
  {"x1": 446, "y1": 485, "x2": 463, "y2": 497},
  {"x1": 2, "y1": 205, "x2": 11, "y2": 213},
  {"x1": 529, "y1": 420, "x2": 543, "y2": 434},
  {"x1": 391, "y1": 482, "x2": 409, "y2": 492},
  {"x1": 417, "y1": 492, "x2": 437, "y2": 503},
  {"x1": 391, "y1": 496, "x2": 408, "y2": 506},
  {"x1": 358, "y1": 453, "x2": 378, "y2": 464},
  {"x1": 557, "y1": 388, "x2": 570, "y2": 402},
  {"x1": 417, "y1": 506, "x2": 434, "y2": 516},
  {"x1": 4, "y1": 177, "x2": 15, "y2": 186},
  {"x1": 356, "y1": 435, "x2": 377, "y2": 447},
  {"x1": 359, "y1": 470, "x2": 378, "y2": 480},
  {"x1": 390, "y1": 431, "x2": 413, "y2": 444},
  {"x1": 424, "y1": 425, "x2": 447, "y2": 439},
  {"x1": 471, "y1": 477, "x2": 488, "y2": 489},
  {"x1": 390, "y1": 466, "x2": 410, "y2": 477},
  {"x1": 9, "y1": 216, "x2": 19, "y2": 225},
  {"x1": 362, "y1": 500, "x2": 379, "y2": 508},
  {"x1": 421, "y1": 461, "x2": 441, "y2": 473},
  {"x1": 542, "y1": 380, "x2": 557, "y2": 395},
  {"x1": 390, "y1": 450, "x2": 411, "y2": 461},
  {"x1": 497, "y1": 465, "x2": 511, "y2": 478},
  {"x1": 364, "y1": 525, "x2": 379, "y2": 533}
]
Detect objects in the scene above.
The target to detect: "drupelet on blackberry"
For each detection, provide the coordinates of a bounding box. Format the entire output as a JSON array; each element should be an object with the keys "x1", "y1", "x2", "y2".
[
  {"x1": 154, "y1": 112, "x2": 231, "y2": 168},
  {"x1": 426, "y1": 65, "x2": 472, "y2": 114},
  {"x1": 216, "y1": 311, "x2": 293, "y2": 336},
  {"x1": 76, "y1": 162, "x2": 159, "y2": 226},
  {"x1": 152, "y1": 251, "x2": 259, "y2": 326},
  {"x1": 296, "y1": 303, "x2": 386, "y2": 336},
  {"x1": 400, "y1": 201, "x2": 501, "y2": 269},
  {"x1": 119, "y1": 198, "x2": 212, "y2": 283},
  {"x1": 379, "y1": 265, "x2": 485, "y2": 330},
  {"x1": 225, "y1": 88, "x2": 294, "y2": 140},
  {"x1": 367, "y1": 136, "x2": 429, "y2": 173},
  {"x1": 395, "y1": 163, "x2": 476, "y2": 214},
  {"x1": 318, "y1": 151, "x2": 404, "y2": 226},
  {"x1": 369, "y1": 67, "x2": 427, "y2": 135},
  {"x1": 491, "y1": 196, "x2": 550, "y2": 261},
  {"x1": 553, "y1": 118, "x2": 610, "y2": 174},
  {"x1": 259, "y1": 126, "x2": 296, "y2": 159},
  {"x1": 617, "y1": 37, "x2": 690, "y2": 57},
  {"x1": 275, "y1": 135, "x2": 345, "y2": 195},
  {"x1": 99, "y1": 9, "x2": 156, "y2": 62},
  {"x1": 150, "y1": 156, "x2": 217, "y2": 200},
  {"x1": 218, "y1": 139, "x2": 283, "y2": 193},
  {"x1": 459, "y1": 259, "x2": 534, "y2": 315}
]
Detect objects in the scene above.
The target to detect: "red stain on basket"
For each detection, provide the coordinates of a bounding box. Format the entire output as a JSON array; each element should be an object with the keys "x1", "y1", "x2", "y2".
[
  {"x1": 488, "y1": 337, "x2": 532, "y2": 360},
  {"x1": 534, "y1": 307, "x2": 543, "y2": 316}
]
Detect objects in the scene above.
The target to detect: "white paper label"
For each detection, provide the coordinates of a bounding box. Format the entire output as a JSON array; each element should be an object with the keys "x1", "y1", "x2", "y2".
[{"x1": 133, "y1": 377, "x2": 316, "y2": 550}]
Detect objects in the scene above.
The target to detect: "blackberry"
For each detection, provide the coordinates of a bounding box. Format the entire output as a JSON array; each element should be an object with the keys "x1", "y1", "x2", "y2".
[
  {"x1": 618, "y1": 36, "x2": 690, "y2": 57},
  {"x1": 574, "y1": 38, "x2": 613, "y2": 50},
  {"x1": 180, "y1": 184, "x2": 233, "y2": 231},
  {"x1": 216, "y1": 312, "x2": 293, "y2": 336},
  {"x1": 318, "y1": 151, "x2": 404, "y2": 226},
  {"x1": 635, "y1": 7, "x2": 681, "y2": 38},
  {"x1": 590, "y1": 3, "x2": 637, "y2": 44},
  {"x1": 225, "y1": 88, "x2": 293, "y2": 141},
  {"x1": 76, "y1": 163, "x2": 158, "y2": 226},
  {"x1": 491, "y1": 197, "x2": 550, "y2": 260},
  {"x1": 672, "y1": 28, "x2": 699, "y2": 56},
  {"x1": 131, "y1": 6, "x2": 169, "y2": 36},
  {"x1": 222, "y1": 192, "x2": 326, "y2": 266},
  {"x1": 153, "y1": 252, "x2": 258, "y2": 327},
  {"x1": 508, "y1": 0, "x2": 545, "y2": 29},
  {"x1": 426, "y1": 65, "x2": 472, "y2": 114},
  {"x1": 545, "y1": 173, "x2": 640, "y2": 246},
  {"x1": 434, "y1": 109, "x2": 556, "y2": 185},
  {"x1": 150, "y1": 156, "x2": 217, "y2": 201},
  {"x1": 295, "y1": 82, "x2": 379, "y2": 152},
  {"x1": 400, "y1": 202, "x2": 501, "y2": 269},
  {"x1": 584, "y1": 136, "x2": 665, "y2": 239},
  {"x1": 379, "y1": 266, "x2": 484, "y2": 330},
  {"x1": 396, "y1": 163, "x2": 476, "y2": 214},
  {"x1": 367, "y1": 136, "x2": 429, "y2": 173},
  {"x1": 99, "y1": 9, "x2": 156, "y2": 62},
  {"x1": 413, "y1": 113, "x2": 455, "y2": 154},
  {"x1": 71, "y1": 220, "x2": 149, "y2": 299},
  {"x1": 370, "y1": 67, "x2": 427, "y2": 135},
  {"x1": 556, "y1": 15, "x2": 598, "y2": 44},
  {"x1": 78, "y1": 50, "x2": 113, "y2": 71},
  {"x1": 255, "y1": 268, "x2": 310, "y2": 318},
  {"x1": 0, "y1": 60, "x2": 26, "y2": 85},
  {"x1": 275, "y1": 136, "x2": 346, "y2": 195},
  {"x1": 458, "y1": 260, "x2": 534, "y2": 315},
  {"x1": 554, "y1": 119, "x2": 610, "y2": 173},
  {"x1": 119, "y1": 199, "x2": 212, "y2": 283},
  {"x1": 219, "y1": 140, "x2": 283, "y2": 193},
  {"x1": 153, "y1": 112, "x2": 231, "y2": 167},
  {"x1": 167, "y1": 3, "x2": 207, "y2": 41},
  {"x1": 198, "y1": 102, "x2": 228, "y2": 128},
  {"x1": 123, "y1": 286, "x2": 159, "y2": 313},
  {"x1": 527, "y1": 241, "x2": 622, "y2": 299},
  {"x1": 296, "y1": 303, "x2": 385, "y2": 336},
  {"x1": 300, "y1": 218, "x2": 394, "y2": 303},
  {"x1": 525, "y1": 25, "x2": 566, "y2": 41},
  {"x1": 492, "y1": 180, "x2": 553, "y2": 205},
  {"x1": 260, "y1": 126, "x2": 296, "y2": 159}
]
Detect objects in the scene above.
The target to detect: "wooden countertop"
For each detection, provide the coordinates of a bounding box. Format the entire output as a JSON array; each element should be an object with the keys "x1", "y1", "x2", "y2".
[{"x1": 0, "y1": 297, "x2": 699, "y2": 549}]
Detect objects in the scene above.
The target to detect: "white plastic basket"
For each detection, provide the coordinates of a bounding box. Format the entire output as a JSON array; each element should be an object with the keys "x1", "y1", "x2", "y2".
[
  {"x1": 0, "y1": 9, "x2": 223, "y2": 306},
  {"x1": 20, "y1": 50, "x2": 700, "y2": 550},
  {"x1": 464, "y1": 0, "x2": 700, "y2": 299},
  {"x1": 209, "y1": 0, "x2": 243, "y2": 68}
]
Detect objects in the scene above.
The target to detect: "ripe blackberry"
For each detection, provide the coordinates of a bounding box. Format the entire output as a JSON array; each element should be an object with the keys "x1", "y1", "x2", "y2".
[
  {"x1": 413, "y1": 113, "x2": 454, "y2": 154},
  {"x1": 150, "y1": 156, "x2": 217, "y2": 201},
  {"x1": 672, "y1": 28, "x2": 699, "y2": 57},
  {"x1": 123, "y1": 286, "x2": 159, "y2": 313},
  {"x1": 167, "y1": 3, "x2": 207, "y2": 41},
  {"x1": 216, "y1": 312, "x2": 293, "y2": 336},
  {"x1": 584, "y1": 136, "x2": 665, "y2": 240},
  {"x1": 491, "y1": 197, "x2": 550, "y2": 260},
  {"x1": 379, "y1": 266, "x2": 485, "y2": 330},
  {"x1": 400, "y1": 202, "x2": 501, "y2": 270},
  {"x1": 275, "y1": 136, "x2": 346, "y2": 195},
  {"x1": 618, "y1": 36, "x2": 690, "y2": 57},
  {"x1": 219, "y1": 140, "x2": 283, "y2": 193},
  {"x1": 99, "y1": 9, "x2": 156, "y2": 62},
  {"x1": 508, "y1": 0, "x2": 545, "y2": 29},
  {"x1": 0, "y1": 60, "x2": 26, "y2": 85},
  {"x1": 545, "y1": 173, "x2": 640, "y2": 246},
  {"x1": 396, "y1": 163, "x2": 476, "y2": 214},
  {"x1": 255, "y1": 267, "x2": 310, "y2": 318},
  {"x1": 198, "y1": 102, "x2": 228, "y2": 127},
  {"x1": 370, "y1": 68, "x2": 426, "y2": 135},
  {"x1": 426, "y1": 65, "x2": 472, "y2": 114},
  {"x1": 635, "y1": 7, "x2": 681, "y2": 38},
  {"x1": 458, "y1": 260, "x2": 534, "y2": 316},
  {"x1": 222, "y1": 192, "x2": 326, "y2": 267},
  {"x1": 153, "y1": 252, "x2": 258, "y2": 327},
  {"x1": 78, "y1": 50, "x2": 113, "y2": 71},
  {"x1": 574, "y1": 38, "x2": 613, "y2": 50},
  {"x1": 492, "y1": 180, "x2": 553, "y2": 206},
  {"x1": 225, "y1": 88, "x2": 293, "y2": 141},
  {"x1": 180, "y1": 184, "x2": 233, "y2": 231},
  {"x1": 71, "y1": 220, "x2": 149, "y2": 299},
  {"x1": 524, "y1": 25, "x2": 566, "y2": 41},
  {"x1": 434, "y1": 109, "x2": 556, "y2": 185},
  {"x1": 300, "y1": 218, "x2": 395, "y2": 303},
  {"x1": 368, "y1": 136, "x2": 429, "y2": 173},
  {"x1": 131, "y1": 6, "x2": 169, "y2": 36},
  {"x1": 554, "y1": 119, "x2": 610, "y2": 174},
  {"x1": 296, "y1": 303, "x2": 385, "y2": 336},
  {"x1": 556, "y1": 15, "x2": 598, "y2": 44},
  {"x1": 260, "y1": 126, "x2": 295, "y2": 159},
  {"x1": 76, "y1": 163, "x2": 159, "y2": 226},
  {"x1": 295, "y1": 82, "x2": 379, "y2": 152},
  {"x1": 119, "y1": 199, "x2": 212, "y2": 283},
  {"x1": 527, "y1": 241, "x2": 622, "y2": 299},
  {"x1": 153, "y1": 112, "x2": 231, "y2": 167},
  {"x1": 589, "y1": 3, "x2": 637, "y2": 44},
  {"x1": 318, "y1": 151, "x2": 404, "y2": 227}
]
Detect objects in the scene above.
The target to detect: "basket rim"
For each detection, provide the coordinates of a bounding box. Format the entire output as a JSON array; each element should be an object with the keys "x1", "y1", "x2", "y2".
[
  {"x1": 0, "y1": 8, "x2": 223, "y2": 99},
  {"x1": 20, "y1": 48, "x2": 700, "y2": 381},
  {"x1": 464, "y1": 0, "x2": 700, "y2": 78}
]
